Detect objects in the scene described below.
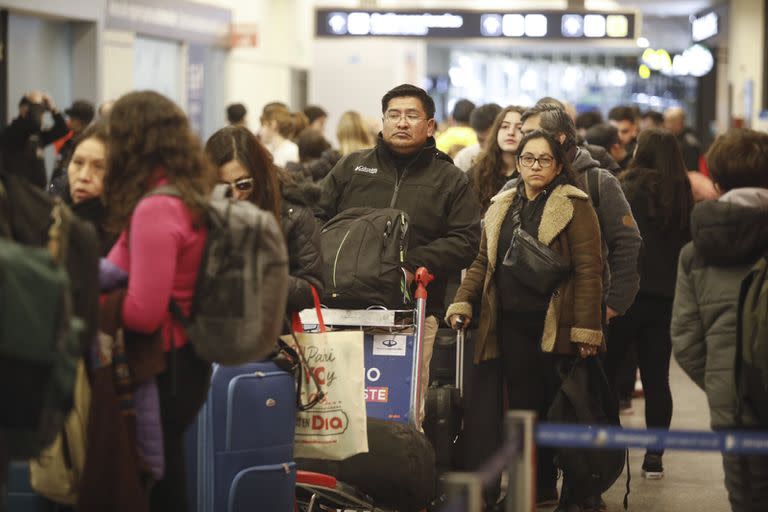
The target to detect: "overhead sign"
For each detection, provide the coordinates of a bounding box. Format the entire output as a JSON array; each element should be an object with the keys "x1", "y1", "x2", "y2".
[
  {"x1": 691, "y1": 12, "x2": 718, "y2": 42},
  {"x1": 106, "y1": 0, "x2": 231, "y2": 46},
  {"x1": 316, "y1": 9, "x2": 637, "y2": 40}
]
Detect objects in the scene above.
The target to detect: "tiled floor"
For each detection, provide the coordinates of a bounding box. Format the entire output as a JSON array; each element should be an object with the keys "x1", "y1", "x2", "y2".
[{"x1": 536, "y1": 359, "x2": 731, "y2": 512}]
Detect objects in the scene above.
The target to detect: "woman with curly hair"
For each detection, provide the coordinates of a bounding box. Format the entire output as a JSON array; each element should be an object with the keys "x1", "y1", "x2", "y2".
[
  {"x1": 104, "y1": 90, "x2": 216, "y2": 511},
  {"x1": 469, "y1": 105, "x2": 525, "y2": 214}
]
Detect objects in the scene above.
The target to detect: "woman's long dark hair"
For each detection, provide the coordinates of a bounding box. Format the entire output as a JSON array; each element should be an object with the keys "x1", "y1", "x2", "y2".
[
  {"x1": 205, "y1": 125, "x2": 282, "y2": 221},
  {"x1": 626, "y1": 128, "x2": 693, "y2": 232},
  {"x1": 104, "y1": 91, "x2": 216, "y2": 233},
  {"x1": 472, "y1": 105, "x2": 525, "y2": 212}
]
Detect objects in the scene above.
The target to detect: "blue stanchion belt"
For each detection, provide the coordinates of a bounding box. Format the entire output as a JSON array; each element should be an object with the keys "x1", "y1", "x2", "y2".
[{"x1": 536, "y1": 422, "x2": 768, "y2": 455}]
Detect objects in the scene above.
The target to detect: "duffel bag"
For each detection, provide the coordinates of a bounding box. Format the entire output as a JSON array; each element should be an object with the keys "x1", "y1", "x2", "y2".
[
  {"x1": 320, "y1": 207, "x2": 410, "y2": 309},
  {"x1": 297, "y1": 418, "x2": 436, "y2": 512}
]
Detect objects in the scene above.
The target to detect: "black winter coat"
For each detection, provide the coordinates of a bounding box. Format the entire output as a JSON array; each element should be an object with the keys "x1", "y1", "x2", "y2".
[
  {"x1": 282, "y1": 181, "x2": 324, "y2": 312},
  {"x1": 317, "y1": 135, "x2": 481, "y2": 316}
]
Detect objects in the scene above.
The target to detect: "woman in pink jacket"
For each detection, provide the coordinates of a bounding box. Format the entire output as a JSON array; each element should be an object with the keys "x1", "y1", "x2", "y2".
[{"x1": 104, "y1": 91, "x2": 216, "y2": 511}]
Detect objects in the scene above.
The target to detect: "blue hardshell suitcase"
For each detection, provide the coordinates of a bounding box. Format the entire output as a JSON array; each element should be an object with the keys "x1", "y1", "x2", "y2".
[{"x1": 186, "y1": 361, "x2": 297, "y2": 512}]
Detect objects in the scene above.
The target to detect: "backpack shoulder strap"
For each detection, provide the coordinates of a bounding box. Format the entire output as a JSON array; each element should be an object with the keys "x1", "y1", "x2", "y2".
[
  {"x1": 48, "y1": 198, "x2": 72, "y2": 266},
  {"x1": 0, "y1": 178, "x2": 11, "y2": 238},
  {"x1": 587, "y1": 167, "x2": 601, "y2": 209}
]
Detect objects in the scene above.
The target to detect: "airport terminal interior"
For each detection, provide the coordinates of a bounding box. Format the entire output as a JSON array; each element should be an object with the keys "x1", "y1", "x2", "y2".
[{"x1": 0, "y1": 0, "x2": 767, "y2": 511}]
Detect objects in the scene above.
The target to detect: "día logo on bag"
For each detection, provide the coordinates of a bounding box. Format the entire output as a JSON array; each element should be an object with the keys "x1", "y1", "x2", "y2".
[
  {"x1": 354, "y1": 165, "x2": 378, "y2": 175},
  {"x1": 296, "y1": 409, "x2": 350, "y2": 436}
]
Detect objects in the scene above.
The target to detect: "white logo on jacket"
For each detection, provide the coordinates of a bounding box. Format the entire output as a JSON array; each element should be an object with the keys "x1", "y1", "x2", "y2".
[{"x1": 354, "y1": 165, "x2": 378, "y2": 175}]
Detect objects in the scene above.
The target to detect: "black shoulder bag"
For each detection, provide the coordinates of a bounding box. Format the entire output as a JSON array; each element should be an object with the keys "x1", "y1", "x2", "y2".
[{"x1": 502, "y1": 208, "x2": 570, "y2": 296}]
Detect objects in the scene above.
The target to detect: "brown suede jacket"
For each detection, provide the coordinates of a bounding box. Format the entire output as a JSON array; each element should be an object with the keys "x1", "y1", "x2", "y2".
[{"x1": 445, "y1": 184, "x2": 604, "y2": 363}]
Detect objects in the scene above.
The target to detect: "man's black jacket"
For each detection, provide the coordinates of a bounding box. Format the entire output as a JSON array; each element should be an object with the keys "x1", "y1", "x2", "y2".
[
  {"x1": 317, "y1": 136, "x2": 481, "y2": 315},
  {"x1": 0, "y1": 112, "x2": 69, "y2": 189}
]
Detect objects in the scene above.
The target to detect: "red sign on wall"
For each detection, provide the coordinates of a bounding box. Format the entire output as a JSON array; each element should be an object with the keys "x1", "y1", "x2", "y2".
[{"x1": 230, "y1": 23, "x2": 259, "y2": 48}]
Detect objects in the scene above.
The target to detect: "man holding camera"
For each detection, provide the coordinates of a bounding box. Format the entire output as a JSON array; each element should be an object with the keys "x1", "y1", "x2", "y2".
[{"x1": 1, "y1": 91, "x2": 69, "y2": 189}]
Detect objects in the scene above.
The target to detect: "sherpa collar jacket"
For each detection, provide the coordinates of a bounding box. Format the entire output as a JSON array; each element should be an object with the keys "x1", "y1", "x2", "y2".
[
  {"x1": 317, "y1": 135, "x2": 481, "y2": 315},
  {"x1": 446, "y1": 183, "x2": 604, "y2": 363}
]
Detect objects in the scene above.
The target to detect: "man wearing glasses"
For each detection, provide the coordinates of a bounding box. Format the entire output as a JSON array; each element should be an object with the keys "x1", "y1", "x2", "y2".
[{"x1": 317, "y1": 83, "x2": 481, "y2": 424}]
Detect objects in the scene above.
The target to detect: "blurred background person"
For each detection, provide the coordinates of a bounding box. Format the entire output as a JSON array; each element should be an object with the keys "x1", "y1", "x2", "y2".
[
  {"x1": 303, "y1": 104, "x2": 328, "y2": 134},
  {"x1": 0, "y1": 91, "x2": 68, "y2": 189},
  {"x1": 260, "y1": 104, "x2": 299, "y2": 167},
  {"x1": 98, "y1": 100, "x2": 116, "y2": 120},
  {"x1": 206, "y1": 125, "x2": 323, "y2": 313},
  {"x1": 286, "y1": 127, "x2": 340, "y2": 183},
  {"x1": 453, "y1": 103, "x2": 502, "y2": 172},
  {"x1": 336, "y1": 110, "x2": 374, "y2": 157},
  {"x1": 575, "y1": 110, "x2": 604, "y2": 141},
  {"x1": 226, "y1": 102, "x2": 247, "y2": 127},
  {"x1": 608, "y1": 105, "x2": 639, "y2": 162},
  {"x1": 606, "y1": 128, "x2": 695, "y2": 480},
  {"x1": 469, "y1": 105, "x2": 524, "y2": 214},
  {"x1": 436, "y1": 98, "x2": 477, "y2": 155},
  {"x1": 586, "y1": 122, "x2": 629, "y2": 170},
  {"x1": 664, "y1": 106, "x2": 702, "y2": 171},
  {"x1": 640, "y1": 110, "x2": 664, "y2": 132}
]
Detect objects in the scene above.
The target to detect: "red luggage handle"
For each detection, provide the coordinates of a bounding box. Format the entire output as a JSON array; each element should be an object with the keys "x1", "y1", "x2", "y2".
[
  {"x1": 292, "y1": 286, "x2": 327, "y2": 333},
  {"x1": 414, "y1": 267, "x2": 434, "y2": 300}
]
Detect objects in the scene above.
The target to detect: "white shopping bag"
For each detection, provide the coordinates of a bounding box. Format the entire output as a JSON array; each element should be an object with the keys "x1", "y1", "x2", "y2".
[{"x1": 282, "y1": 294, "x2": 368, "y2": 460}]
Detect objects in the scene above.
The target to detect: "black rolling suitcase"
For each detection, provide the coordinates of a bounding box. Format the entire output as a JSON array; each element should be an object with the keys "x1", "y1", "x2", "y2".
[{"x1": 423, "y1": 327, "x2": 471, "y2": 471}]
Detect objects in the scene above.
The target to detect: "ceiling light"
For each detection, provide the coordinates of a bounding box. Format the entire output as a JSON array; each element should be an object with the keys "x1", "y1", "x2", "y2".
[{"x1": 636, "y1": 37, "x2": 649, "y2": 48}]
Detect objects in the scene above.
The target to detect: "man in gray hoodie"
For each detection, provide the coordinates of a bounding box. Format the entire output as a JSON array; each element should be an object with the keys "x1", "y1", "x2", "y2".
[{"x1": 503, "y1": 103, "x2": 642, "y2": 511}]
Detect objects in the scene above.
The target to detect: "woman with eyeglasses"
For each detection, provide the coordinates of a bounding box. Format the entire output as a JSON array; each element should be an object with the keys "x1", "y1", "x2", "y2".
[
  {"x1": 205, "y1": 125, "x2": 324, "y2": 313},
  {"x1": 447, "y1": 130, "x2": 603, "y2": 512},
  {"x1": 469, "y1": 105, "x2": 526, "y2": 215}
]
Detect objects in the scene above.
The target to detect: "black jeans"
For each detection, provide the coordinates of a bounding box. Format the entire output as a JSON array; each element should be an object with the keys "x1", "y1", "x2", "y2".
[
  {"x1": 498, "y1": 310, "x2": 560, "y2": 490},
  {"x1": 149, "y1": 344, "x2": 211, "y2": 512},
  {"x1": 604, "y1": 294, "x2": 673, "y2": 455}
]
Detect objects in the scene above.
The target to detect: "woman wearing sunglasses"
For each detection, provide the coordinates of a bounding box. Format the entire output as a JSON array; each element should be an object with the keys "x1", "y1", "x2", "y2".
[
  {"x1": 447, "y1": 130, "x2": 604, "y2": 512},
  {"x1": 205, "y1": 125, "x2": 324, "y2": 314}
]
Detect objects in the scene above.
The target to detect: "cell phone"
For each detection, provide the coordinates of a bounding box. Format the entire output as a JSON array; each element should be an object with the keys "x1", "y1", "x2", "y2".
[{"x1": 455, "y1": 316, "x2": 465, "y2": 327}]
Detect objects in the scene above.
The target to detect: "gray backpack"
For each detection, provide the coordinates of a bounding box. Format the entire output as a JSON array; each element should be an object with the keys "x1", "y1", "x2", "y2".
[{"x1": 149, "y1": 186, "x2": 290, "y2": 365}]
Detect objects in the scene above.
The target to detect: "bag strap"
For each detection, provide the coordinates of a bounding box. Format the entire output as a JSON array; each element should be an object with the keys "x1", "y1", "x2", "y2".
[
  {"x1": 0, "y1": 179, "x2": 11, "y2": 238},
  {"x1": 293, "y1": 286, "x2": 326, "y2": 333},
  {"x1": 587, "y1": 167, "x2": 601, "y2": 209},
  {"x1": 287, "y1": 286, "x2": 326, "y2": 411}
]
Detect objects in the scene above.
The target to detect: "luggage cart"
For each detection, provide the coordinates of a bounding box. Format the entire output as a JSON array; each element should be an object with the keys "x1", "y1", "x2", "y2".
[{"x1": 295, "y1": 267, "x2": 436, "y2": 512}]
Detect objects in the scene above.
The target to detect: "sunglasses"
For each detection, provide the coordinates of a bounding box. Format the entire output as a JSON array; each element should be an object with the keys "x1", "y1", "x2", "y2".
[{"x1": 222, "y1": 177, "x2": 254, "y2": 193}]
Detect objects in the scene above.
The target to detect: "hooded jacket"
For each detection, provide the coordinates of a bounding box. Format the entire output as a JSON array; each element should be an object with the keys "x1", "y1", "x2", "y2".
[
  {"x1": 281, "y1": 180, "x2": 324, "y2": 312},
  {"x1": 317, "y1": 135, "x2": 481, "y2": 315},
  {"x1": 671, "y1": 188, "x2": 768, "y2": 428},
  {"x1": 501, "y1": 147, "x2": 641, "y2": 314},
  {"x1": 445, "y1": 183, "x2": 604, "y2": 363}
]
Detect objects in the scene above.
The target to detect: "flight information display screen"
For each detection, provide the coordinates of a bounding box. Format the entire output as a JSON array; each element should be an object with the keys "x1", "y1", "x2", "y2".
[{"x1": 316, "y1": 9, "x2": 638, "y2": 40}]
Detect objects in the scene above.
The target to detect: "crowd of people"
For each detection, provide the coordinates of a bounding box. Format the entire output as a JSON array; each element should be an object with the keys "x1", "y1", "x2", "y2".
[{"x1": 1, "y1": 83, "x2": 767, "y2": 512}]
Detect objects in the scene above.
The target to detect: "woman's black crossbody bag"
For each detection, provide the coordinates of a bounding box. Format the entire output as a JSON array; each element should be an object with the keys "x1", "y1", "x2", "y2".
[{"x1": 502, "y1": 208, "x2": 570, "y2": 296}]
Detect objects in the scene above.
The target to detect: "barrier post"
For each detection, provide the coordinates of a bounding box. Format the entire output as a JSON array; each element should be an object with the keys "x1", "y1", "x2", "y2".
[
  {"x1": 443, "y1": 472, "x2": 484, "y2": 512},
  {"x1": 506, "y1": 411, "x2": 536, "y2": 512}
]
